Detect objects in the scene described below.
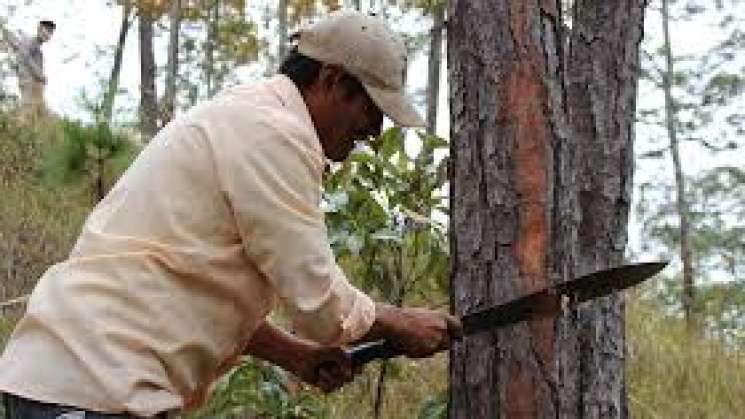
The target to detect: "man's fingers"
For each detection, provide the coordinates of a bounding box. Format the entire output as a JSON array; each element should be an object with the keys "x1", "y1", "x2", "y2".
[
  {"x1": 317, "y1": 368, "x2": 336, "y2": 392},
  {"x1": 445, "y1": 313, "x2": 464, "y2": 340},
  {"x1": 434, "y1": 313, "x2": 464, "y2": 352},
  {"x1": 312, "y1": 347, "x2": 356, "y2": 392}
]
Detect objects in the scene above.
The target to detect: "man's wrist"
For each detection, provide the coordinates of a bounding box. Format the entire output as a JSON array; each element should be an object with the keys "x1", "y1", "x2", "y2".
[
  {"x1": 362, "y1": 302, "x2": 400, "y2": 343},
  {"x1": 245, "y1": 322, "x2": 317, "y2": 375}
]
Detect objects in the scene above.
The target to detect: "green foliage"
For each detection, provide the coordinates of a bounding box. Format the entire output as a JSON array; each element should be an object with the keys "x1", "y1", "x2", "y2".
[
  {"x1": 42, "y1": 119, "x2": 138, "y2": 201},
  {"x1": 187, "y1": 357, "x2": 327, "y2": 419},
  {"x1": 416, "y1": 390, "x2": 447, "y2": 419},
  {"x1": 0, "y1": 316, "x2": 14, "y2": 349},
  {"x1": 322, "y1": 355, "x2": 449, "y2": 419},
  {"x1": 179, "y1": 0, "x2": 264, "y2": 103},
  {"x1": 324, "y1": 127, "x2": 450, "y2": 305},
  {"x1": 218, "y1": 18, "x2": 262, "y2": 65}
]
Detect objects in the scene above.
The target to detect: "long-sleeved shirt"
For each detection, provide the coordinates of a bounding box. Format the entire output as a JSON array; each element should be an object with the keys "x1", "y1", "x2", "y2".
[
  {"x1": 0, "y1": 28, "x2": 44, "y2": 83},
  {"x1": 0, "y1": 75, "x2": 376, "y2": 417}
]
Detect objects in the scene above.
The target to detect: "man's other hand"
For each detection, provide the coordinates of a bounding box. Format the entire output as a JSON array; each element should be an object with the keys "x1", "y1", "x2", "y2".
[
  {"x1": 292, "y1": 345, "x2": 354, "y2": 393},
  {"x1": 370, "y1": 303, "x2": 463, "y2": 359}
]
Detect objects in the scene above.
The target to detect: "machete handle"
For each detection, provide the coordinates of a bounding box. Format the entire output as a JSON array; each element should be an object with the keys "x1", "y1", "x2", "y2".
[
  {"x1": 346, "y1": 339, "x2": 403, "y2": 367},
  {"x1": 312, "y1": 340, "x2": 401, "y2": 385}
]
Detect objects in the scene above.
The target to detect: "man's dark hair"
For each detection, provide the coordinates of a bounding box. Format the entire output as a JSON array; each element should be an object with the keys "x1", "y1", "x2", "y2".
[
  {"x1": 279, "y1": 48, "x2": 368, "y2": 99},
  {"x1": 279, "y1": 49, "x2": 322, "y2": 90},
  {"x1": 39, "y1": 20, "x2": 56, "y2": 30}
]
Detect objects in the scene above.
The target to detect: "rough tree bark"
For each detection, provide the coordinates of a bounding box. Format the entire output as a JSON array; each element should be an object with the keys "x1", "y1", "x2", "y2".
[
  {"x1": 162, "y1": 0, "x2": 182, "y2": 125},
  {"x1": 102, "y1": 0, "x2": 133, "y2": 125},
  {"x1": 138, "y1": 3, "x2": 158, "y2": 138},
  {"x1": 660, "y1": 0, "x2": 695, "y2": 330},
  {"x1": 448, "y1": 0, "x2": 647, "y2": 418},
  {"x1": 565, "y1": 1, "x2": 647, "y2": 417}
]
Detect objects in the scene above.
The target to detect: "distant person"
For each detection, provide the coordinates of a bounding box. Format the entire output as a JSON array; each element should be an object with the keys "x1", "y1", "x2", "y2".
[{"x1": 0, "y1": 19, "x2": 55, "y2": 123}]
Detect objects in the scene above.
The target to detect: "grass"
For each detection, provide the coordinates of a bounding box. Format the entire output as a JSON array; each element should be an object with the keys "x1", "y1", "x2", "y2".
[
  {"x1": 627, "y1": 298, "x2": 745, "y2": 419},
  {"x1": 322, "y1": 353, "x2": 448, "y2": 419}
]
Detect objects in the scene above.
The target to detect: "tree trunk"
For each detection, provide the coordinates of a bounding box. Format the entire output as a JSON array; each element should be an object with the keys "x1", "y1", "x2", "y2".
[
  {"x1": 138, "y1": 4, "x2": 158, "y2": 138},
  {"x1": 96, "y1": 153, "x2": 105, "y2": 203},
  {"x1": 162, "y1": 0, "x2": 182, "y2": 125},
  {"x1": 102, "y1": 0, "x2": 133, "y2": 125},
  {"x1": 426, "y1": 2, "x2": 444, "y2": 136},
  {"x1": 448, "y1": 1, "x2": 647, "y2": 418},
  {"x1": 278, "y1": 0, "x2": 288, "y2": 65},
  {"x1": 565, "y1": 1, "x2": 646, "y2": 417},
  {"x1": 205, "y1": 0, "x2": 220, "y2": 97},
  {"x1": 661, "y1": 0, "x2": 695, "y2": 330}
]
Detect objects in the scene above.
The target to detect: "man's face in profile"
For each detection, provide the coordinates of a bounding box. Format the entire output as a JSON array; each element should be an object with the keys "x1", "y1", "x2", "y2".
[{"x1": 38, "y1": 23, "x2": 54, "y2": 43}]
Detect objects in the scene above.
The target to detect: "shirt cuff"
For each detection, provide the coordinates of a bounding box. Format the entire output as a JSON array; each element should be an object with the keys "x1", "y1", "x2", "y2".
[
  {"x1": 337, "y1": 288, "x2": 375, "y2": 345},
  {"x1": 289, "y1": 266, "x2": 376, "y2": 346}
]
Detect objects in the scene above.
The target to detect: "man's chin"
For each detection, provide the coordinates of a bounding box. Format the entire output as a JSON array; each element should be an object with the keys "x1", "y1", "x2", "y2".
[
  {"x1": 326, "y1": 145, "x2": 354, "y2": 162},
  {"x1": 329, "y1": 153, "x2": 349, "y2": 163}
]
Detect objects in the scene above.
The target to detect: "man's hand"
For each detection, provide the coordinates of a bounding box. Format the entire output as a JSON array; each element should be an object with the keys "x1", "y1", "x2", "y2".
[
  {"x1": 289, "y1": 345, "x2": 354, "y2": 393},
  {"x1": 363, "y1": 303, "x2": 463, "y2": 358},
  {"x1": 244, "y1": 321, "x2": 356, "y2": 393}
]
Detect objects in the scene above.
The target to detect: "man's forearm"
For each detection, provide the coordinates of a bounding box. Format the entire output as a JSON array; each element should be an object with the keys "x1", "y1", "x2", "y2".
[
  {"x1": 244, "y1": 320, "x2": 355, "y2": 392},
  {"x1": 244, "y1": 321, "x2": 311, "y2": 374},
  {"x1": 357, "y1": 302, "x2": 400, "y2": 343}
]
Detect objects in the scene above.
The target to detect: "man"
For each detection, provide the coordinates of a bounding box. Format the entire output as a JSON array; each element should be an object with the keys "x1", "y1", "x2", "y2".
[
  {"x1": 0, "y1": 11, "x2": 461, "y2": 419},
  {"x1": 0, "y1": 19, "x2": 55, "y2": 122}
]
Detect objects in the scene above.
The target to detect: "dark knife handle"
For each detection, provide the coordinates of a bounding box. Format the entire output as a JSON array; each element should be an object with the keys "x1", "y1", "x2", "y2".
[{"x1": 346, "y1": 340, "x2": 403, "y2": 367}]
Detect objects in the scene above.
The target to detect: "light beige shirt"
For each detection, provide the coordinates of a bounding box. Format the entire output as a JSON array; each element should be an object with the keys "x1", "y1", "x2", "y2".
[{"x1": 0, "y1": 75, "x2": 375, "y2": 417}]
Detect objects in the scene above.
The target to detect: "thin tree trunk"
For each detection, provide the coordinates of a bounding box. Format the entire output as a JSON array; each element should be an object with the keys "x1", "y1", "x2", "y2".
[
  {"x1": 565, "y1": 1, "x2": 647, "y2": 417},
  {"x1": 661, "y1": 0, "x2": 695, "y2": 330},
  {"x1": 372, "y1": 235, "x2": 410, "y2": 419},
  {"x1": 96, "y1": 153, "x2": 105, "y2": 203},
  {"x1": 372, "y1": 360, "x2": 388, "y2": 418},
  {"x1": 205, "y1": 0, "x2": 219, "y2": 97},
  {"x1": 103, "y1": 0, "x2": 133, "y2": 125},
  {"x1": 138, "y1": 4, "x2": 158, "y2": 138},
  {"x1": 162, "y1": 0, "x2": 182, "y2": 125},
  {"x1": 278, "y1": 0, "x2": 288, "y2": 64},
  {"x1": 448, "y1": 1, "x2": 647, "y2": 418},
  {"x1": 426, "y1": 2, "x2": 444, "y2": 137}
]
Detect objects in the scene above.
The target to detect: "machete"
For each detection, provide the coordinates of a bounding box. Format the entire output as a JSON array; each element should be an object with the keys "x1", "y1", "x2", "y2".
[{"x1": 346, "y1": 261, "x2": 668, "y2": 367}]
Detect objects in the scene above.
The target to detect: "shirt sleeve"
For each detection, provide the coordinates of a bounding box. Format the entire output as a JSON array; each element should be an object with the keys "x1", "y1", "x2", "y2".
[{"x1": 215, "y1": 122, "x2": 375, "y2": 346}]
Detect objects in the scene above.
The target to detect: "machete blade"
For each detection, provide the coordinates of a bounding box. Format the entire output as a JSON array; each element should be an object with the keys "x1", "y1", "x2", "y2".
[
  {"x1": 347, "y1": 261, "x2": 668, "y2": 366},
  {"x1": 461, "y1": 261, "x2": 668, "y2": 335}
]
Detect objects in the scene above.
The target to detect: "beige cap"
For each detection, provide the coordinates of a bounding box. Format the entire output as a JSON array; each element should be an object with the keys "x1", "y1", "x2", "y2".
[{"x1": 295, "y1": 11, "x2": 425, "y2": 127}]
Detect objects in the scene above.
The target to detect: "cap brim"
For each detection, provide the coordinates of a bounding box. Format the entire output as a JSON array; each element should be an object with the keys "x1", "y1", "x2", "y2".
[{"x1": 363, "y1": 84, "x2": 425, "y2": 128}]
